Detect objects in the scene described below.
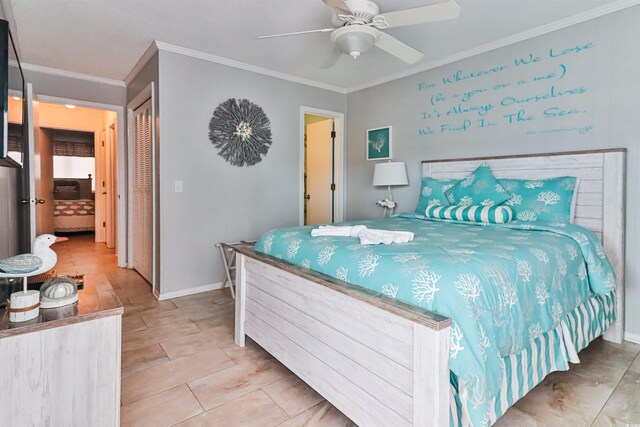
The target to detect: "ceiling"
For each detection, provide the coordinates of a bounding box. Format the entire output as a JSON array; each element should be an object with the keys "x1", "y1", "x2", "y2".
[{"x1": 5, "y1": 0, "x2": 627, "y2": 90}]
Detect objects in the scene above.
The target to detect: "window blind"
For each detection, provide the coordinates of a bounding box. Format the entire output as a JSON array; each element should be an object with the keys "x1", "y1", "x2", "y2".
[
  {"x1": 7, "y1": 123, "x2": 22, "y2": 152},
  {"x1": 44, "y1": 128, "x2": 95, "y2": 158}
]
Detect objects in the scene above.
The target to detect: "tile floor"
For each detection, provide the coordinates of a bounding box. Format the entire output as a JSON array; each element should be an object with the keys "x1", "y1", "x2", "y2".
[{"x1": 55, "y1": 234, "x2": 640, "y2": 427}]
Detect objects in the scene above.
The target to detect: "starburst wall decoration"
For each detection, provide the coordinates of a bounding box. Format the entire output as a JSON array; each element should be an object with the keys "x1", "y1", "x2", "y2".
[{"x1": 208, "y1": 98, "x2": 272, "y2": 167}]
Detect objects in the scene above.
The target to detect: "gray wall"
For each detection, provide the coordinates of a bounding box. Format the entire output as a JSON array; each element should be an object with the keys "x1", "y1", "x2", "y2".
[
  {"x1": 158, "y1": 51, "x2": 346, "y2": 294},
  {"x1": 346, "y1": 7, "x2": 640, "y2": 337}
]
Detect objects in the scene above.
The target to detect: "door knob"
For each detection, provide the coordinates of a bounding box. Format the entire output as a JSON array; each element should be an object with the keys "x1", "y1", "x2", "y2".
[
  {"x1": 304, "y1": 194, "x2": 311, "y2": 200},
  {"x1": 35, "y1": 199, "x2": 46, "y2": 204}
]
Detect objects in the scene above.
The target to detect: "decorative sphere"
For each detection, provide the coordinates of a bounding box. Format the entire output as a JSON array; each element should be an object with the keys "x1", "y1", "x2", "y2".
[{"x1": 41, "y1": 276, "x2": 77, "y2": 300}]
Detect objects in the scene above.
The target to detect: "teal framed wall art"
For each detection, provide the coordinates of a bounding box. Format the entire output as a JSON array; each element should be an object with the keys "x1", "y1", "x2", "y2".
[{"x1": 366, "y1": 126, "x2": 392, "y2": 161}]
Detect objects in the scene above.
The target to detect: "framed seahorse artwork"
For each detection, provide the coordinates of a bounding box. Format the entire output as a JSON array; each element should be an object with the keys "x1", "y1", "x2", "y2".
[{"x1": 366, "y1": 126, "x2": 392, "y2": 161}]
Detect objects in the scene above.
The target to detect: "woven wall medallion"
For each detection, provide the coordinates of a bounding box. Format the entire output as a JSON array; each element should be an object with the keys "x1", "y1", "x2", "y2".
[{"x1": 208, "y1": 98, "x2": 272, "y2": 167}]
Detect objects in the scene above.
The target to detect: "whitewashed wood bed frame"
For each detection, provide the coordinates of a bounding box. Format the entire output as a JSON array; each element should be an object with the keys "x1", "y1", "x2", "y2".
[{"x1": 232, "y1": 148, "x2": 625, "y2": 427}]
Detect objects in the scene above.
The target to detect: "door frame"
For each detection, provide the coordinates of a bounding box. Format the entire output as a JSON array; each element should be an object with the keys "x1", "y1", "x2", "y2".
[
  {"x1": 127, "y1": 82, "x2": 158, "y2": 296},
  {"x1": 299, "y1": 106, "x2": 345, "y2": 226},
  {"x1": 36, "y1": 94, "x2": 127, "y2": 267},
  {"x1": 24, "y1": 84, "x2": 37, "y2": 246},
  {"x1": 8, "y1": 86, "x2": 33, "y2": 250}
]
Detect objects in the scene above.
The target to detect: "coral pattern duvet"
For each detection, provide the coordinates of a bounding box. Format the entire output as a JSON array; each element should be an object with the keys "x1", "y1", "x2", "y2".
[{"x1": 255, "y1": 214, "x2": 615, "y2": 425}]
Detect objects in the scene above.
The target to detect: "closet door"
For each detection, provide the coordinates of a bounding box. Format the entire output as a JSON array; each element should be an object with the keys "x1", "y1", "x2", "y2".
[{"x1": 132, "y1": 100, "x2": 153, "y2": 283}]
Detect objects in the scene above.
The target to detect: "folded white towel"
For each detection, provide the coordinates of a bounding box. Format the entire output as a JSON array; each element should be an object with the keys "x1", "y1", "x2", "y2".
[
  {"x1": 350, "y1": 225, "x2": 368, "y2": 237},
  {"x1": 310, "y1": 226, "x2": 356, "y2": 237},
  {"x1": 311, "y1": 225, "x2": 413, "y2": 245},
  {"x1": 359, "y1": 228, "x2": 414, "y2": 245}
]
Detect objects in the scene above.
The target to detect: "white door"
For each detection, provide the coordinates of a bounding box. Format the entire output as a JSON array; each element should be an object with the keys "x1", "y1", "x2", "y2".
[
  {"x1": 95, "y1": 128, "x2": 107, "y2": 243},
  {"x1": 23, "y1": 83, "x2": 38, "y2": 247},
  {"x1": 132, "y1": 99, "x2": 153, "y2": 283},
  {"x1": 105, "y1": 123, "x2": 117, "y2": 249},
  {"x1": 305, "y1": 119, "x2": 334, "y2": 225},
  {"x1": 34, "y1": 126, "x2": 54, "y2": 235}
]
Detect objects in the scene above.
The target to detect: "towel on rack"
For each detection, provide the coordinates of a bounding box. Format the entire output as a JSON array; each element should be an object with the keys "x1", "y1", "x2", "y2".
[{"x1": 311, "y1": 225, "x2": 413, "y2": 245}]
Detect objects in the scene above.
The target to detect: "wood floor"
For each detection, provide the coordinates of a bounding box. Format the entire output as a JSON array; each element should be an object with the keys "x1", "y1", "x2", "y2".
[{"x1": 54, "y1": 234, "x2": 640, "y2": 427}]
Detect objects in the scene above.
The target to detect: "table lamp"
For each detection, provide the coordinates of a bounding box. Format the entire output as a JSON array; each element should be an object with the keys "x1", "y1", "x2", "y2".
[{"x1": 373, "y1": 161, "x2": 408, "y2": 216}]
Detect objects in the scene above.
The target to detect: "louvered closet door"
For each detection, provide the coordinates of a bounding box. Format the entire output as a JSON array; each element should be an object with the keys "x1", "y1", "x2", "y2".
[{"x1": 133, "y1": 100, "x2": 153, "y2": 283}]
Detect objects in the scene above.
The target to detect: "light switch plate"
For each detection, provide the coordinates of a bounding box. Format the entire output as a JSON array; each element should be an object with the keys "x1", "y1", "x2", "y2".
[{"x1": 174, "y1": 181, "x2": 183, "y2": 193}]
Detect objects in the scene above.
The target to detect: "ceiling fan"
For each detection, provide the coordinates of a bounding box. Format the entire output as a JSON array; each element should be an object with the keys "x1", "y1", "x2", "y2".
[{"x1": 257, "y1": 0, "x2": 461, "y2": 68}]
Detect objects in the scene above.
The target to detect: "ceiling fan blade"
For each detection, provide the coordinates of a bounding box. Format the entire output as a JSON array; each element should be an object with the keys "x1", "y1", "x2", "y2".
[
  {"x1": 257, "y1": 28, "x2": 335, "y2": 39},
  {"x1": 379, "y1": 0, "x2": 460, "y2": 28},
  {"x1": 375, "y1": 32, "x2": 424, "y2": 64},
  {"x1": 320, "y1": 46, "x2": 342, "y2": 69},
  {"x1": 321, "y1": 0, "x2": 352, "y2": 15}
]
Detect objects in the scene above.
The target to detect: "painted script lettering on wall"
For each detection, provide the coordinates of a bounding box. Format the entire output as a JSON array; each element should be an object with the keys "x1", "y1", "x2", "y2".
[{"x1": 416, "y1": 42, "x2": 595, "y2": 138}]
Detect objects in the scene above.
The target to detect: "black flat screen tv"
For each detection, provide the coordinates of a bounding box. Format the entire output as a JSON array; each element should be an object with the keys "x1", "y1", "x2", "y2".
[{"x1": 0, "y1": 19, "x2": 25, "y2": 162}]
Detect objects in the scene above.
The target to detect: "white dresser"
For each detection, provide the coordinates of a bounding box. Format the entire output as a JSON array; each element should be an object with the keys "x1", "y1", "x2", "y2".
[{"x1": 0, "y1": 275, "x2": 123, "y2": 426}]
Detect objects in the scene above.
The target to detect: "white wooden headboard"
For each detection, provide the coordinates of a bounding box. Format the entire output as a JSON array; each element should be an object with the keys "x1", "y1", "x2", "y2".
[{"x1": 422, "y1": 149, "x2": 626, "y2": 343}]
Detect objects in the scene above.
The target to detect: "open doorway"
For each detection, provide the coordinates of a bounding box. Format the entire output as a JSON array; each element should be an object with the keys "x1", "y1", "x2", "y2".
[
  {"x1": 8, "y1": 96, "x2": 121, "y2": 255},
  {"x1": 300, "y1": 107, "x2": 344, "y2": 226}
]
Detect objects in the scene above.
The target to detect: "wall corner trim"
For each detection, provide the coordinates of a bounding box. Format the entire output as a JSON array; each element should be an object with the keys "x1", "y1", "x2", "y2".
[
  {"x1": 156, "y1": 282, "x2": 225, "y2": 301},
  {"x1": 153, "y1": 41, "x2": 348, "y2": 94},
  {"x1": 124, "y1": 41, "x2": 160, "y2": 85},
  {"x1": 345, "y1": 0, "x2": 640, "y2": 93},
  {"x1": 9, "y1": 60, "x2": 127, "y2": 88}
]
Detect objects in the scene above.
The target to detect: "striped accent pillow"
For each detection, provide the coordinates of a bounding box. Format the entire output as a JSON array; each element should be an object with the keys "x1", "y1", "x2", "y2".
[{"x1": 425, "y1": 204, "x2": 514, "y2": 224}]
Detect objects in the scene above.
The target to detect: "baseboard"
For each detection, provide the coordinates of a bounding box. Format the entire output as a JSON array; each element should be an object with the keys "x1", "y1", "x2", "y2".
[
  {"x1": 624, "y1": 331, "x2": 640, "y2": 344},
  {"x1": 157, "y1": 282, "x2": 224, "y2": 301}
]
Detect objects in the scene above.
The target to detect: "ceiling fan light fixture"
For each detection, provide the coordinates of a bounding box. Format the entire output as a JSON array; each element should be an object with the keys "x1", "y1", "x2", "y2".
[{"x1": 330, "y1": 26, "x2": 379, "y2": 60}]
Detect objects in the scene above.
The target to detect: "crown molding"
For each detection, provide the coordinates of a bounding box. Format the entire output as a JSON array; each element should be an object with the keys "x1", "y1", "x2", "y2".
[
  {"x1": 345, "y1": 0, "x2": 640, "y2": 93},
  {"x1": 124, "y1": 42, "x2": 159, "y2": 85},
  {"x1": 154, "y1": 41, "x2": 348, "y2": 94},
  {"x1": 10, "y1": 60, "x2": 126, "y2": 88},
  {"x1": 13, "y1": 0, "x2": 635, "y2": 95}
]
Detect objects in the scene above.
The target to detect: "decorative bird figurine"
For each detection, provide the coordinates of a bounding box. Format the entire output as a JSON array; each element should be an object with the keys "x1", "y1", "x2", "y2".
[
  {"x1": 0, "y1": 234, "x2": 68, "y2": 322},
  {"x1": 376, "y1": 199, "x2": 397, "y2": 209},
  {"x1": 0, "y1": 234, "x2": 68, "y2": 279},
  {"x1": 376, "y1": 199, "x2": 398, "y2": 219}
]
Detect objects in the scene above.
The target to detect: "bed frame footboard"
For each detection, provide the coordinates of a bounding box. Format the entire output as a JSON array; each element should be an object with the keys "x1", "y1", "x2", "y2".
[{"x1": 232, "y1": 249, "x2": 451, "y2": 427}]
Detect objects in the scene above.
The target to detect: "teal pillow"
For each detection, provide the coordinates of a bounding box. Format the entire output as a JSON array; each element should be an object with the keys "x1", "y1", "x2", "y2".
[
  {"x1": 415, "y1": 177, "x2": 455, "y2": 214},
  {"x1": 499, "y1": 177, "x2": 578, "y2": 223},
  {"x1": 445, "y1": 164, "x2": 510, "y2": 207}
]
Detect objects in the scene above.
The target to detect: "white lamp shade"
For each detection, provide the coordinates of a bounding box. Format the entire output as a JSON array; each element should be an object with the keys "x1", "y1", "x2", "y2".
[{"x1": 373, "y1": 162, "x2": 409, "y2": 187}]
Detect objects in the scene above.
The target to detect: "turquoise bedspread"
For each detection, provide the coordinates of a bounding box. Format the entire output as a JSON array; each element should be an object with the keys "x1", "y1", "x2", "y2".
[{"x1": 254, "y1": 215, "x2": 615, "y2": 425}]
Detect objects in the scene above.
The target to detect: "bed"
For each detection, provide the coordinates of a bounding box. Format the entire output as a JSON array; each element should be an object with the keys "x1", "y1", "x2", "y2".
[
  {"x1": 228, "y1": 149, "x2": 626, "y2": 427},
  {"x1": 53, "y1": 177, "x2": 96, "y2": 233}
]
